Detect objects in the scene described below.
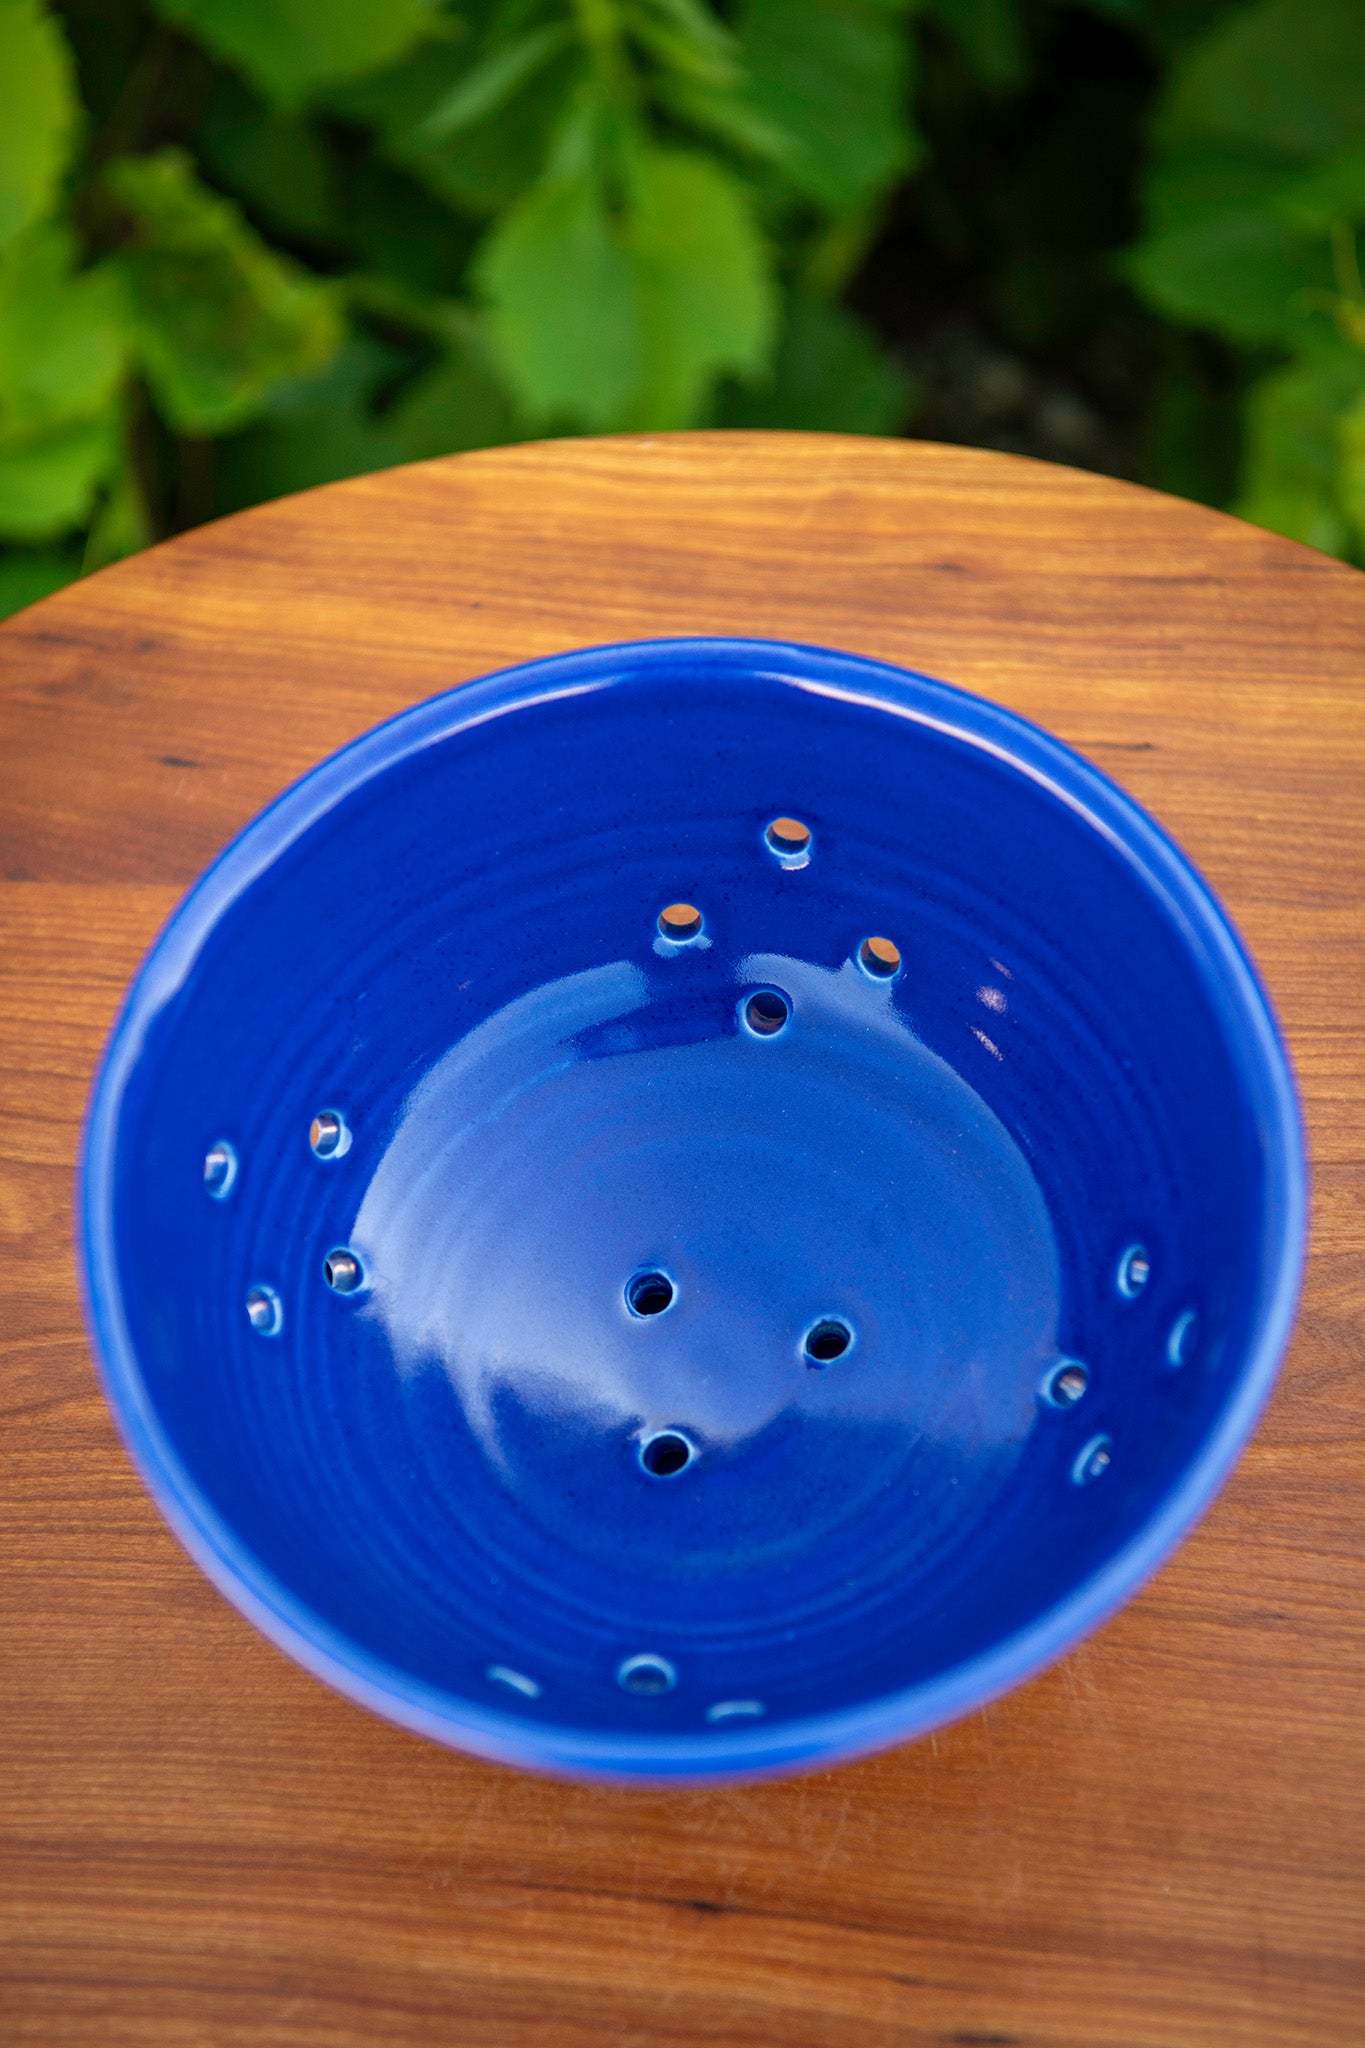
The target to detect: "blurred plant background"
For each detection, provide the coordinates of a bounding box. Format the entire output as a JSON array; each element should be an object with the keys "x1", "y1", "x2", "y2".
[{"x1": 2, "y1": 0, "x2": 1363, "y2": 618}]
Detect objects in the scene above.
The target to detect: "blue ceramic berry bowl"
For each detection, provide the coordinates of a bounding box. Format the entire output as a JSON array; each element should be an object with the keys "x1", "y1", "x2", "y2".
[{"x1": 79, "y1": 638, "x2": 1305, "y2": 1782}]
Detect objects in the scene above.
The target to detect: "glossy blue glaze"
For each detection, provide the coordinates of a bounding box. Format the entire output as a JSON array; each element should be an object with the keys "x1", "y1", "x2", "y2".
[{"x1": 78, "y1": 638, "x2": 1306, "y2": 1782}]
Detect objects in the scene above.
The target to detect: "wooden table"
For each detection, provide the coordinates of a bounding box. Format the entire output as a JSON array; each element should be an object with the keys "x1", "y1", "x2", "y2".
[{"x1": 2, "y1": 433, "x2": 1362, "y2": 2047}]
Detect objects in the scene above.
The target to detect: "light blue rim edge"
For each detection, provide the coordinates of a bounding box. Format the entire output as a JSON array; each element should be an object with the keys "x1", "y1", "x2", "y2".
[{"x1": 76, "y1": 637, "x2": 1309, "y2": 1785}]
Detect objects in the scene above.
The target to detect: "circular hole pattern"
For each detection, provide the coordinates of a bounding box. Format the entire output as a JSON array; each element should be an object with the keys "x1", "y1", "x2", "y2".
[
  {"x1": 1073, "y1": 1434, "x2": 1113, "y2": 1486},
  {"x1": 323, "y1": 1247, "x2": 363, "y2": 1295},
  {"x1": 310, "y1": 1110, "x2": 351, "y2": 1160},
  {"x1": 743, "y1": 988, "x2": 790, "y2": 1036},
  {"x1": 1044, "y1": 1359, "x2": 1089, "y2": 1407},
  {"x1": 617, "y1": 1652, "x2": 676, "y2": 1696},
  {"x1": 765, "y1": 815, "x2": 812, "y2": 865},
  {"x1": 626, "y1": 1270, "x2": 675, "y2": 1318},
  {"x1": 1116, "y1": 1243, "x2": 1151, "y2": 1299},
  {"x1": 658, "y1": 902, "x2": 703, "y2": 941},
  {"x1": 245, "y1": 1285, "x2": 282, "y2": 1336},
  {"x1": 639, "y1": 1430, "x2": 694, "y2": 1479},
  {"x1": 1167, "y1": 1309, "x2": 1198, "y2": 1368},
  {"x1": 804, "y1": 1317, "x2": 853, "y2": 1366},
  {"x1": 203, "y1": 1140, "x2": 237, "y2": 1199},
  {"x1": 859, "y1": 935, "x2": 901, "y2": 979}
]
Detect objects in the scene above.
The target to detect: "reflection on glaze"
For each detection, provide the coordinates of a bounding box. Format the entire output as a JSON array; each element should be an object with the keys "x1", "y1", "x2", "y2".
[{"x1": 349, "y1": 952, "x2": 1063, "y2": 1564}]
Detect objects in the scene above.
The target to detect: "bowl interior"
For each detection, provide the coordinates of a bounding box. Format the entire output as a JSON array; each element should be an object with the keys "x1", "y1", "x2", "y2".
[{"x1": 87, "y1": 640, "x2": 1299, "y2": 1774}]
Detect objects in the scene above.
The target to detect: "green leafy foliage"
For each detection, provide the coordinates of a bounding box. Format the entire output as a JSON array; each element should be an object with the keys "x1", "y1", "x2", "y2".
[
  {"x1": 627, "y1": 147, "x2": 774, "y2": 426},
  {"x1": 105, "y1": 149, "x2": 341, "y2": 432},
  {"x1": 478, "y1": 114, "x2": 775, "y2": 432},
  {"x1": 0, "y1": 0, "x2": 79, "y2": 252},
  {"x1": 921, "y1": 0, "x2": 1027, "y2": 91},
  {"x1": 478, "y1": 161, "x2": 641, "y2": 427},
  {"x1": 0, "y1": 411, "x2": 119, "y2": 541},
  {"x1": 1127, "y1": 0, "x2": 1365, "y2": 558},
  {"x1": 3, "y1": 0, "x2": 1364, "y2": 621},
  {"x1": 0, "y1": 224, "x2": 124, "y2": 430},
  {"x1": 1158, "y1": 0, "x2": 1365, "y2": 158},
  {"x1": 417, "y1": 22, "x2": 576, "y2": 140},
  {"x1": 1126, "y1": 188, "x2": 1334, "y2": 343},
  {"x1": 1338, "y1": 388, "x2": 1365, "y2": 550},
  {"x1": 1235, "y1": 341, "x2": 1365, "y2": 550},
  {"x1": 214, "y1": 338, "x2": 406, "y2": 508},
  {"x1": 0, "y1": 540, "x2": 79, "y2": 612},
  {"x1": 151, "y1": 0, "x2": 438, "y2": 106},
  {"x1": 722, "y1": 291, "x2": 912, "y2": 432},
  {"x1": 0, "y1": 223, "x2": 125, "y2": 539},
  {"x1": 196, "y1": 76, "x2": 338, "y2": 238},
  {"x1": 737, "y1": 0, "x2": 919, "y2": 212}
]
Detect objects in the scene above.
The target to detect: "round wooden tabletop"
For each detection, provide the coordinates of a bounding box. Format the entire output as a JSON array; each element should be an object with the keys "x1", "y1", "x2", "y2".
[{"x1": 2, "y1": 432, "x2": 1362, "y2": 2047}]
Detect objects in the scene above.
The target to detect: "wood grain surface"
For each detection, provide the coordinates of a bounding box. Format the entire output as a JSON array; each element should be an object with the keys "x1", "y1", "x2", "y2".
[{"x1": 1, "y1": 432, "x2": 1362, "y2": 2048}]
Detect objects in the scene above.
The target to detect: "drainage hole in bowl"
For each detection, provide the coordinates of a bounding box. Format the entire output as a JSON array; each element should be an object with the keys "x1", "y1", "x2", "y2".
[
  {"x1": 804, "y1": 1317, "x2": 853, "y2": 1366},
  {"x1": 743, "y1": 989, "x2": 790, "y2": 1036},
  {"x1": 859, "y1": 935, "x2": 901, "y2": 979},
  {"x1": 245, "y1": 1285, "x2": 282, "y2": 1336},
  {"x1": 658, "y1": 902, "x2": 703, "y2": 942},
  {"x1": 323, "y1": 1248, "x2": 363, "y2": 1294},
  {"x1": 1043, "y1": 1359, "x2": 1089, "y2": 1407},
  {"x1": 639, "y1": 1430, "x2": 694, "y2": 1479},
  {"x1": 626, "y1": 1270, "x2": 675, "y2": 1318},
  {"x1": 310, "y1": 1110, "x2": 351, "y2": 1160},
  {"x1": 1073, "y1": 1434, "x2": 1113, "y2": 1485},
  {"x1": 618, "y1": 1653, "x2": 676, "y2": 1696},
  {"x1": 1116, "y1": 1244, "x2": 1150, "y2": 1298},
  {"x1": 765, "y1": 815, "x2": 812, "y2": 865},
  {"x1": 203, "y1": 1140, "x2": 237, "y2": 1198}
]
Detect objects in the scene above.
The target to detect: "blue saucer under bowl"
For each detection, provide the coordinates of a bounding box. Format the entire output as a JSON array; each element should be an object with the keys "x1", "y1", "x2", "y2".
[{"x1": 79, "y1": 638, "x2": 1306, "y2": 1781}]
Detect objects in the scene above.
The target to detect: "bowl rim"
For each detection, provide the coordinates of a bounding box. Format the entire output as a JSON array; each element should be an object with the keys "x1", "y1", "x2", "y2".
[{"x1": 76, "y1": 636, "x2": 1308, "y2": 1783}]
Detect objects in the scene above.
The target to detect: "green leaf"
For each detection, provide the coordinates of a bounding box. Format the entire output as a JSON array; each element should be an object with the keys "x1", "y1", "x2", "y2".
[
  {"x1": 628, "y1": 0, "x2": 741, "y2": 89},
  {"x1": 656, "y1": 75, "x2": 799, "y2": 166},
  {"x1": 1236, "y1": 344, "x2": 1365, "y2": 552},
  {"x1": 1274, "y1": 146, "x2": 1365, "y2": 232},
  {"x1": 0, "y1": 542, "x2": 81, "y2": 619},
  {"x1": 0, "y1": 0, "x2": 79, "y2": 253},
  {"x1": 329, "y1": 31, "x2": 578, "y2": 217},
  {"x1": 1141, "y1": 148, "x2": 1298, "y2": 237},
  {"x1": 1143, "y1": 358, "x2": 1243, "y2": 511},
  {"x1": 720, "y1": 290, "x2": 911, "y2": 433},
  {"x1": 1124, "y1": 205, "x2": 1332, "y2": 344},
  {"x1": 477, "y1": 168, "x2": 640, "y2": 426},
  {"x1": 1338, "y1": 388, "x2": 1365, "y2": 554},
  {"x1": 0, "y1": 412, "x2": 119, "y2": 541},
  {"x1": 342, "y1": 157, "x2": 480, "y2": 294},
  {"x1": 478, "y1": 130, "x2": 775, "y2": 432},
  {"x1": 323, "y1": 24, "x2": 474, "y2": 132},
  {"x1": 387, "y1": 320, "x2": 518, "y2": 458},
  {"x1": 417, "y1": 22, "x2": 575, "y2": 140},
  {"x1": 1161, "y1": 0, "x2": 1365, "y2": 161},
  {"x1": 0, "y1": 222, "x2": 124, "y2": 546},
  {"x1": 151, "y1": 0, "x2": 440, "y2": 106},
  {"x1": 0, "y1": 224, "x2": 127, "y2": 432},
  {"x1": 636, "y1": 0, "x2": 740, "y2": 73},
  {"x1": 106, "y1": 150, "x2": 341, "y2": 433},
  {"x1": 214, "y1": 337, "x2": 405, "y2": 510},
  {"x1": 736, "y1": 0, "x2": 918, "y2": 213},
  {"x1": 83, "y1": 459, "x2": 152, "y2": 572},
  {"x1": 625, "y1": 146, "x2": 775, "y2": 426},
  {"x1": 195, "y1": 76, "x2": 338, "y2": 239},
  {"x1": 920, "y1": 0, "x2": 1027, "y2": 90}
]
